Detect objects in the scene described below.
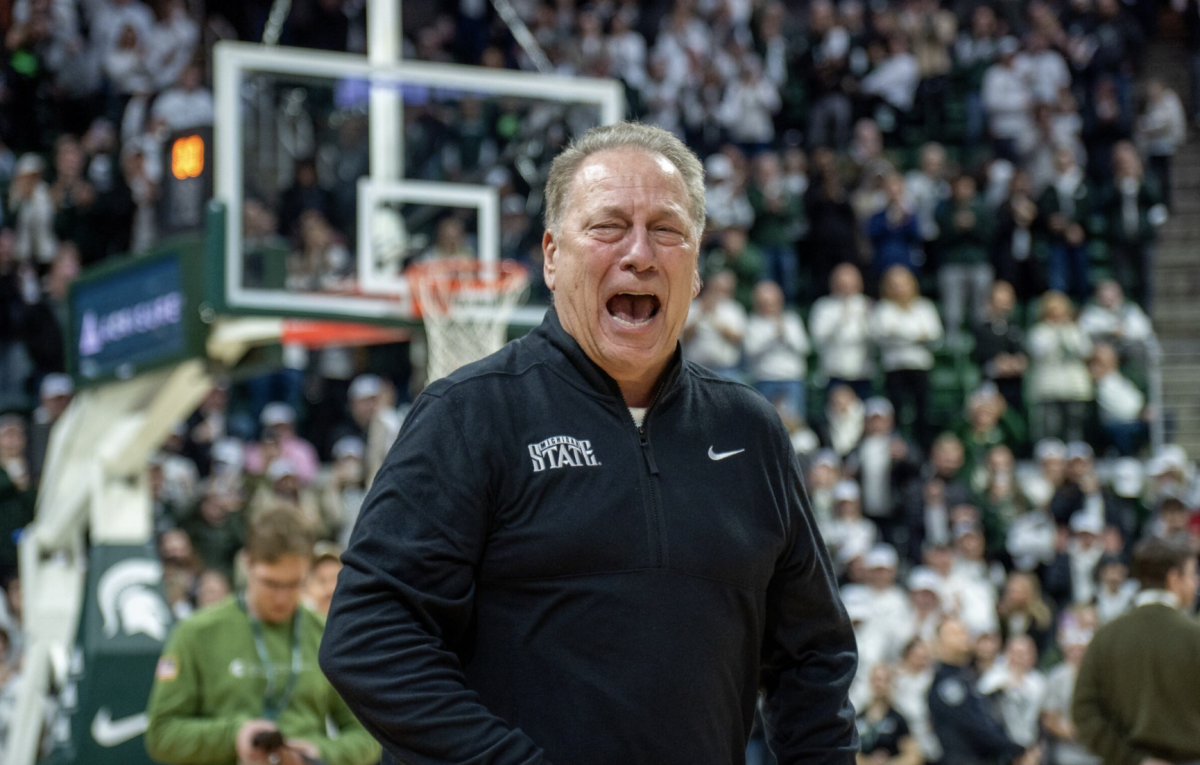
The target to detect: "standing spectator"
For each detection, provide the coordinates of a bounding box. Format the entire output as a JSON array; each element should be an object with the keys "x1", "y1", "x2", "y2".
[
  {"x1": 936, "y1": 173, "x2": 993, "y2": 339},
  {"x1": 1089, "y1": 343, "x2": 1149, "y2": 456},
  {"x1": 179, "y1": 480, "x2": 245, "y2": 579},
  {"x1": 1040, "y1": 624, "x2": 1101, "y2": 765},
  {"x1": 973, "y1": 281, "x2": 1028, "y2": 412},
  {"x1": 955, "y1": 5, "x2": 1001, "y2": 147},
  {"x1": 995, "y1": 573, "x2": 1055, "y2": 656},
  {"x1": 1073, "y1": 538, "x2": 1200, "y2": 765},
  {"x1": 978, "y1": 635, "x2": 1047, "y2": 750},
  {"x1": 1038, "y1": 145, "x2": 1094, "y2": 305},
  {"x1": 747, "y1": 152, "x2": 804, "y2": 303},
  {"x1": 928, "y1": 618, "x2": 1030, "y2": 765},
  {"x1": 826, "y1": 480, "x2": 880, "y2": 568},
  {"x1": 982, "y1": 37, "x2": 1036, "y2": 162},
  {"x1": 992, "y1": 169, "x2": 1040, "y2": 302},
  {"x1": 867, "y1": 173, "x2": 923, "y2": 276},
  {"x1": 279, "y1": 158, "x2": 335, "y2": 249},
  {"x1": 804, "y1": 149, "x2": 858, "y2": 295},
  {"x1": 861, "y1": 34, "x2": 921, "y2": 117},
  {"x1": 1106, "y1": 142, "x2": 1168, "y2": 310},
  {"x1": 1015, "y1": 30, "x2": 1071, "y2": 105},
  {"x1": 904, "y1": 142, "x2": 951, "y2": 246},
  {"x1": 855, "y1": 664, "x2": 922, "y2": 765},
  {"x1": 1078, "y1": 280, "x2": 1155, "y2": 360},
  {"x1": 843, "y1": 544, "x2": 914, "y2": 663},
  {"x1": 803, "y1": 0, "x2": 854, "y2": 149},
  {"x1": 703, "y1": 153, "x2": 755, "y2": 232},
  {"x1": 819, "y1": 384, "x2": 866, "y2": 458},
  {"x1": 900, "y1": 434, "x2": 973, "y2": 562},
  {"x1": 303, "y1": 542, "x2": 343, "y2": 618},
  {"x1": 26, "y1": 373, "x2": 72, "y2": 484},
  {"x1": 871, "y1": 266, "x2": 943, "y2": 446},
  {"x1": 1136, "y1": 79, "x2": 1186, "y2": 209},
  {"x1": 743, "y1": 280, "x2": 809, "y2": 420},
  {"x1": 1095, "y1": 554, "x2": 1138, "y2": 623},
  {"x1": 322, "y1": 436, "x2": 368, "y2": 548},
  {"x1": 717, "y1": 59, "x2": 781, "y2": 149},
  {"x1": 150, "y1": 61, "x2": 215, "y2": 132},
  {"x1": 244, "y1": 403, "x2": 320, "y2": 485},
  {"x1": 144, "y1": 0, "x2": 199, "y2": 92},
  {"x1": 845, "y1": 398, "x2": 922, "y2": 542},
  {"x1": 1048, "y1": 443, "x2": 1134, "y2": 535},
  {"x1": 1026, "y1": 291, "x2": 1093, "y2": 443},
  {"x1": 892, "y1": 637, "x2": 942, "y2": 763},
  {"x1": 8, "y1": 155, "x2": 56, "y2": 271},
  {"x1": 810, "y1": 264, "x2": 875, "y2": 399},
  {"x1": 683, "y1": 270, "x2": 747, "y2": 380},
  {"x1": 0, "y1": 416, "x2": 35, "y2": 583},
  {"x1": 703, "y1": 226, "x2": 765, "y2": 311}
]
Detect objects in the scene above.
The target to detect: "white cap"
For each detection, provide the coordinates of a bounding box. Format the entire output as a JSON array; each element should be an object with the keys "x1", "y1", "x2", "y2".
[
  {"x1": 332, "y1": 436, "x2": 365, "y2": 461},
  {"x1": 706, "y1": 153, "x2": 734, "y2": 181},
  {"x1": 842, "y1": 588, "x2": 872, "y2": 622},
  {"x1": 833, "y1": 480, "x2": 861, "y2": 503},
  {"x1": 14, "y1": 153, "x2": 44, "y2": 176},
  {"x1": 1035, "y1": 438, "x2": 1067, "y2": 462},
  {"x1": 1156, "y1": 444, "x2": 1189, "y2": 473},
  {"x1": 811, "y1": 449, "x2": 840, "y2": 470},
  {"x1": 837, "y1": 537, "x2": 870, "y2": 566},
  {"x1": 863, "y1": 543, "x2": 898, "y2": 570},
  {"x1": 1110, "y1": 458, "x2": 1144, "y2": 498},
  {"x1": 266, "y1": 458, "x2": 298, "y2": 482},
  {"x1": 212, "y1": 438, "x2": 244, "y2": 468},
  {"x1": 1069, "y1": 512, "x2": 1104, "y2": 536},
  {"x1": 908, "y1": 566, "x2": 942, "y2": 593},
  {"x1": 1145, "y1": 455, "x2": 1172, "y2": 476},
  {"x1": 348, "y1": 374, "x2": 383, "y2": 401},
  {"x1": 260, "y1": 402, "x2": 296, "y2": 427},
  {"x1": 864, "y1": 397, "x2": 894, "y2": 418},
  {"x1": 1066, "y1": 441, "x2": 1094, "y2": 462},
  {"x1": 39, "y1": 373, "x2": 73, "y2": 399}
]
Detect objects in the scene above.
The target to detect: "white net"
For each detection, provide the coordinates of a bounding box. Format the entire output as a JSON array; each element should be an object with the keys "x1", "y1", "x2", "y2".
[{"x1": 409, "y1": 258, "x2": 530, "y2": 383}]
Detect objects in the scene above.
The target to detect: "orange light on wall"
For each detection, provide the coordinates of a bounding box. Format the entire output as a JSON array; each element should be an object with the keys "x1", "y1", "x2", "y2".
[{"x1": 171, "y1": 135, "x2": 205, "y2": 180}]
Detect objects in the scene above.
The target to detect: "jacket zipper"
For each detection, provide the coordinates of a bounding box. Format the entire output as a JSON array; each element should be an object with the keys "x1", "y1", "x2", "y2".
[{"x1": 622, "y1": 384, "x2": 665, "y2": 567}]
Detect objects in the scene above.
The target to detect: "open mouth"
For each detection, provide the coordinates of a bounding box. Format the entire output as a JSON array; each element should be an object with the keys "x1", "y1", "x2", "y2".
[{"x1": 605, "y1": 293, "x2": 661, "y2": 328}]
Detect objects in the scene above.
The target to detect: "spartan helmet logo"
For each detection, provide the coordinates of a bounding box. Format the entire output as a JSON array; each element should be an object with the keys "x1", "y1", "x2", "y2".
[{"x1": 98, "y1": 558, "x2": 171, "y2": 642}]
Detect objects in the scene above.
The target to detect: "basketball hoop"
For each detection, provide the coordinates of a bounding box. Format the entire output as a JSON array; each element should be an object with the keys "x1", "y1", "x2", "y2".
[{"x1": 406, "y1": 257, "x2": 530, "y2": 382}]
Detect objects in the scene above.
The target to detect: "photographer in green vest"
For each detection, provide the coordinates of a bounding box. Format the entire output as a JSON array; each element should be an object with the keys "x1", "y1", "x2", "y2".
[{"x1": 145, "y1": 507, "x2": 380, "y2": 765}]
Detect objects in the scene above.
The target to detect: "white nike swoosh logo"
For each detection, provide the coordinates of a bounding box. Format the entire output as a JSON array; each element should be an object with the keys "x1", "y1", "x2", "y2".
[
  {"x1": 92, "y1": 708, "x2": 148, "y2": 747},
  {"x1": 708, "y1": 446, "x2": 745, "y2": 461}
]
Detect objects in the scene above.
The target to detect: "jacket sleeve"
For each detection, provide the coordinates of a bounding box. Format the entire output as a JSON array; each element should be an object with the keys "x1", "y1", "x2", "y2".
[
  {"x1": 1071, "y1": 633, "x2": 1150, "y2": 765},
  {"x1": 760, "y1": 438, "x2": 859, "y2": 763},
  {"x1": 318, "y1": 391, "x2": 547, "y2": 765},
  {"x1": 144, "y1": 625, "x2": 249, "y2": 765}
]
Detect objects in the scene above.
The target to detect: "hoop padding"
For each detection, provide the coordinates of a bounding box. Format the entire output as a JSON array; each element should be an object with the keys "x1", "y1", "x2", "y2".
[{"x1": 407, "y1": 258, "x2": 530, "y2": 382}]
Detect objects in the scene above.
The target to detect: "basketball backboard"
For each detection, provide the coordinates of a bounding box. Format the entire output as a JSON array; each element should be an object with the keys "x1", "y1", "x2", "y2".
[{"x1": 212, "y1": 41, "x2": 624, "y2": 326}]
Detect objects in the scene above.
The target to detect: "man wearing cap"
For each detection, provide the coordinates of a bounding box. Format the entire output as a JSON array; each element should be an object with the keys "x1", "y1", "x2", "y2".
[
  {"x1": 845, "y1": 397, "x2": 921, "y2": 543},
  {"x1": 246, "y1": 404, "x2": 319, "y2": 485},
  {"x1": 27, "y1": 373, "x2": 72, "y2": 484},
  {"x1": 1043, "y1": 512, "x2": 1107, "y2": 609},
  {"x1": 146, "y1": 507, "x2": 380, "y2": 765},
  {"x1": 826, "y1": 480, "x2": 879, "y2": 573},
  {"x1": 321, "y1": 122, "x2": 859, "y2": 764},
  {"x1": 929, "y1": 618, "x2": 1034, "y2": 765},
  {"x1": 907, "y1": 567, "x2": 945, "y2": 643},
  {"x1": 321, "y1": 436, "x2": 368, "y2": 548},
  {"x1": 331, "y1": 374, "x2": 401, "y2": 486},
  {"x1": 1073, "y1": 537, "x2": 1200, "y2": 765},
  {"x1": 1040, "y1": 623, "x2": 1100, "y2": 765},
  {"x1": 842, "y1": 544, "x2": 912, "y2": 709},
  {"x1": 1049, "y1": 442, "x2": 1133, "y2": 539}
]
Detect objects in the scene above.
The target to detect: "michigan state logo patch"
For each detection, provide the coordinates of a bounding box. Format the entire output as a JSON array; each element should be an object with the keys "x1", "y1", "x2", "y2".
[{"x1": 528, "y1": 436, "x2": 601, "y2": 472}]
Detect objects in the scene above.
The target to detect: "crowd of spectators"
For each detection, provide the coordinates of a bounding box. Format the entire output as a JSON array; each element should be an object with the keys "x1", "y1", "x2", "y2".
[{"x1": 0, "y1": 0, "x2": 1199, "y2": 763}]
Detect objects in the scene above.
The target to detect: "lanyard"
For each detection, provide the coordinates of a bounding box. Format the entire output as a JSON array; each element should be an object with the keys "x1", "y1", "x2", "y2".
[{"x1": 238, "y1": 593, "x2": 304, "y2": 720}]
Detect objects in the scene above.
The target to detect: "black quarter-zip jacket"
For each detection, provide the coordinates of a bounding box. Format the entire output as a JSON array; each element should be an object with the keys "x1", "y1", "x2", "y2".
[{"x1": 320, "y1": 309, "x2": 859, "y2": 765}]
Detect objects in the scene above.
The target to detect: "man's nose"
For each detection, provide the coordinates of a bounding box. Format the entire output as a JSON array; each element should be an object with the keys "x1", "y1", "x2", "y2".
[{"x1": 619, "y1": 226, "x2": 656, "y2": 272}]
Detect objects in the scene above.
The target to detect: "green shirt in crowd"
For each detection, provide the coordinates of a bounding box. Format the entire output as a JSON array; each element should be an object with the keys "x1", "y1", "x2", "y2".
[
  {"x1": 145, "y1": 596, "x2": 381, "y2": 765},
  {"x1": 1072, "y1": 597, "x2": 1200, "y2": 765}
]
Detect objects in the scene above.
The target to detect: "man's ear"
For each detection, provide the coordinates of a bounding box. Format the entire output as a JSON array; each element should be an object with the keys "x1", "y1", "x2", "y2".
[
  {"x1": 692, "y1": 269, "x2": 702, "y2": 299},
  {"x1": 542, "y1": 229, "x2": 558, "y2": 292}
]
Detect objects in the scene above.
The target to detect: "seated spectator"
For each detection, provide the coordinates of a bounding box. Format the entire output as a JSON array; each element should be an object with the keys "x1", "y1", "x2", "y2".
[
  {"x1": 1149, "y1": 495, "x2": 1193, "y2": 548},
  {"x1": 1094, "y1": 554, "x2": 1138, "y2": 623},
  {"x1": 1089, "y1": 343, "x2": 1149, "y2": 456},
  {"x1": 948, "y1": 519, "x2": 1003, "y2": 634},
  {"x1": 1049, "y1": 442, "x2": 1135, "y2": 535},
  {"x1": 1020, "y1": 438, "x2": 1067, "y2": 511},
  {"x1": 870, "y1": 266, "x2": 942, "y2": 445},
  {"x1": 26, "y1": 373, "x2": 72, "y2": 484},
  {"x1": 703, "y1": 153, "x2": 754, "y2": 232},
  {"x1": 179, "y1": 479, "x2": 245, "y2": 579},
  {"x1": 982, "y1": 37, "x2": 1036, "y2": 162},
  {"x1": 981, "y1": 445, "x2": 1036, "y2": 552},
  {"x1": 743, "y1": 280, "x2": 809, "y2": 420},
  {"x1": 1077, "y1": 279, "x2": 1154, "y2": 360},
  {"x1": 867, "y1": 173, "x2": 922, "y2": 275},
  {"x1": 9, "y1": 155, "x2": 56, "y2": 271},
  {"x1": 892, "y1": 637, "x2": 942, "y2": 763},
  {"x1": 702, "y1": 226, "x2": 764, "y2": 310},
  {"x1": 1027, "y1": 292, "x2": 1093, "y2": 443},
  {"x1": 1040, "y1": 622, "x2": 1101, "y2": 765},
  {"x1": 996, "y1": 573, "x2": 1055, "y2": 656},
  {"x1": 844, "y1": 544, "x2": 914, "y2": 662},
  {"x1": 683, "y1": 270, "x2": 746, "y2": 379},
  {"x1": 973, "y1": 281, "x2": 1028, "y2": 412},
  {"x1": 1108, "y1": 457, "x2": 1150, "y2": 536},
  {"x1": 904, "y1": 142, "x2": 950, "y2": 245},
  {"x1": 303, "y1": 542, "x2": 343, "y2": 618},
  {"x1": 1105, "y1": 141, "x2": 1167, "y2": 310},
  {"x1": 0, "y1": 416, "x2": 34, "y2": 583},
  {"x1": 1015, "y1": 30, "x2": 1070, "y2": 106},
  {"x1": 825, "y1": 480, "x2": 879, "y2": 568},
  {"x1": 1038, "y1": 145, "x2": 1094, "y2": 304},
  {"x1": 978, "y1": 635, "x2": 1046, "y2": 749},
  {"x1": 855, "y1": 664, "x2": 922, "y2": 765},
  {"x1": 845, "y1": 398, "x2": 922, "y2": 541},
  {"x1": 716, "y1": 58, "x2": 781, "y2": 147},
  {"x1": 809, "y1": 263, "x2": 874, "y2": 399},
  {"x1": 287, "y1": 210, "x2": 353, "y2": 291},
  {"x1": 747, "y1": 152, "x2": 804, "y2": 303},
  {"x1": 1047, "y1": 512, "x2": 1109, "y2": 614},
  {"x1": 993, "y1": 169, "x2": 1040, "y2": 301},
  {"x1": 818, "y1": 384, "x2": 865, "y2": 457},
  {"x1": 958, "y1": 385, "x2": 1025, "y2": 490},
  {"x1": 804, "y1": 149, "x2": 858, "y2": 295},
  {"x1": 907, "y1": 568, "x2": 945, "y2": 645},
  {"x1": 900, "y1": 433, "x2": 972, "y2": 560},
  {"x1": 183, "y1": 380, "x2": 231, "y2": 477},
  {"x1": 935, "y1": 172, "x2": 992, "y2": 339},
  {"x1": 322, "y1": 436, "x2": 368, "y2": 547},
  {"x1": 807, "y1": 449, "x2": 842, "y2": 536},
  {"x1": 244, "y1": 402, "x2": 319, "y2": 485},
  {"x1": 250, "y1": 457, "x2": 331, "y2": 537},
  {"x1": 194, "y1": 568, "x2": 231, "y2": 610},
  {"x1": 1143, "y1": 445, "x2": 1199, "y2": 509},
  {"x1": 279, "y1": 157, "x2": 335, "y2": 240},
  {"x1": 1135, "y1": 78, "x2": 1185, "y2": 210},
  {"x1": 149, "y1": 61, "x2": 213, "y2": 132},
  {"x1": 861, "y1": 33, "x2": 921, "y2": 116},
  {"x1": 332, "y1": 374, "x2": 402, "y2": 485},
  {"x1": 158, "y1": 527, "x2": 202, "y2": 619}
]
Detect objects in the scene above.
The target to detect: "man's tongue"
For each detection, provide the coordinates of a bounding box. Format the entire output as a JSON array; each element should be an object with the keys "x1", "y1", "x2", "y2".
[{"x1": 608, "y1": 294, "x2": 657, "y2": 324}]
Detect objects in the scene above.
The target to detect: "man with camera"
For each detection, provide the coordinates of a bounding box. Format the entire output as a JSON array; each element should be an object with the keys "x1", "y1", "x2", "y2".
[{"x1": 145, "y1": 507, "x2": 380, "y2": 765}]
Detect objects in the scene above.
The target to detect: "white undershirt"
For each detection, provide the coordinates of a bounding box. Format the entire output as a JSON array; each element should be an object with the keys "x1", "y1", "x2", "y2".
[{"x1": 629, "y1": 408, "x2": 648, "y2": 428}]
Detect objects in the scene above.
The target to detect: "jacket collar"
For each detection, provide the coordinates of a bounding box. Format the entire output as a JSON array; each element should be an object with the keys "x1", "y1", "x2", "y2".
[{"x1": 534, "y1": 307, "x2": 685, "y2": 406}]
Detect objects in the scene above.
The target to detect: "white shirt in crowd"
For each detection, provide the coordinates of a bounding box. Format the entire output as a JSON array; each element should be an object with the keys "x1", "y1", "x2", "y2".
[
  {"x1": 861, "y1": 51, "x2": 921, "y2": 112},
  {"x1": 979, "y1": 661, "x2": 1047, "y2": 747},
  {"x1": 718, "y1": 73, "x2": 781, "y2": 144},
  {"x1": 1095, "y1": 371, "x2": 1145, "y2": 424},
  {"x1": 809, "y1": 294, "x2": 874, "y2": 380},
  {"x1": 1096, "y1": 579, "x2": 1138, "y2": 623},
  {"x1": 144, "y1": 7, "x2": 200, "y2": 90},
  {"x1": 893, "y1": 667, "x2": 943, "y2": 761},
  {"x1": 870, "y1": 298, "x2": 943, "y2": 372},
  {"x1": 982, "y1": 62, "x2": 1035, "y2": 148},
  {"x1": 905, "y1": 170, "x2": 950, "y2": 241},
  {"x1": 945, "y1": 561, "x2": 1000, "y2": 635},
  {"x1": 684, "y1": 298, "x2": 747, "y2": 370},
  {"x1": 1027, "y1": 322, "x2": 1093, "y2": 403},
  {"x1": 744, "y1": 311, "x2": 809, "y2": 382},
  {"x1": 843, "y1": 583, "x2": 915, "y2": 661},
  {"x1": 1040, "y1": 662, "x2": 1102, "y2": 765},
  {"x1": 1015, "y1": 49, "x2": 1070, "y2": 104},
  {"x1": 1078, "y1": 301, "x2": 1154, "y2": 345},
  {"x1": 1138, "y1": 89, "x2": 1187, "y2": 157},
  {"x1": 151, "y1": 86, "x2": 215, "y2": 131}
]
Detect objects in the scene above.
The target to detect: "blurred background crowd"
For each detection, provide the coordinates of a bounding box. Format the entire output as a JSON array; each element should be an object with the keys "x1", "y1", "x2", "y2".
[{"x1": 0, "y1": 0, "x2": 1199, "y2": 762}]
